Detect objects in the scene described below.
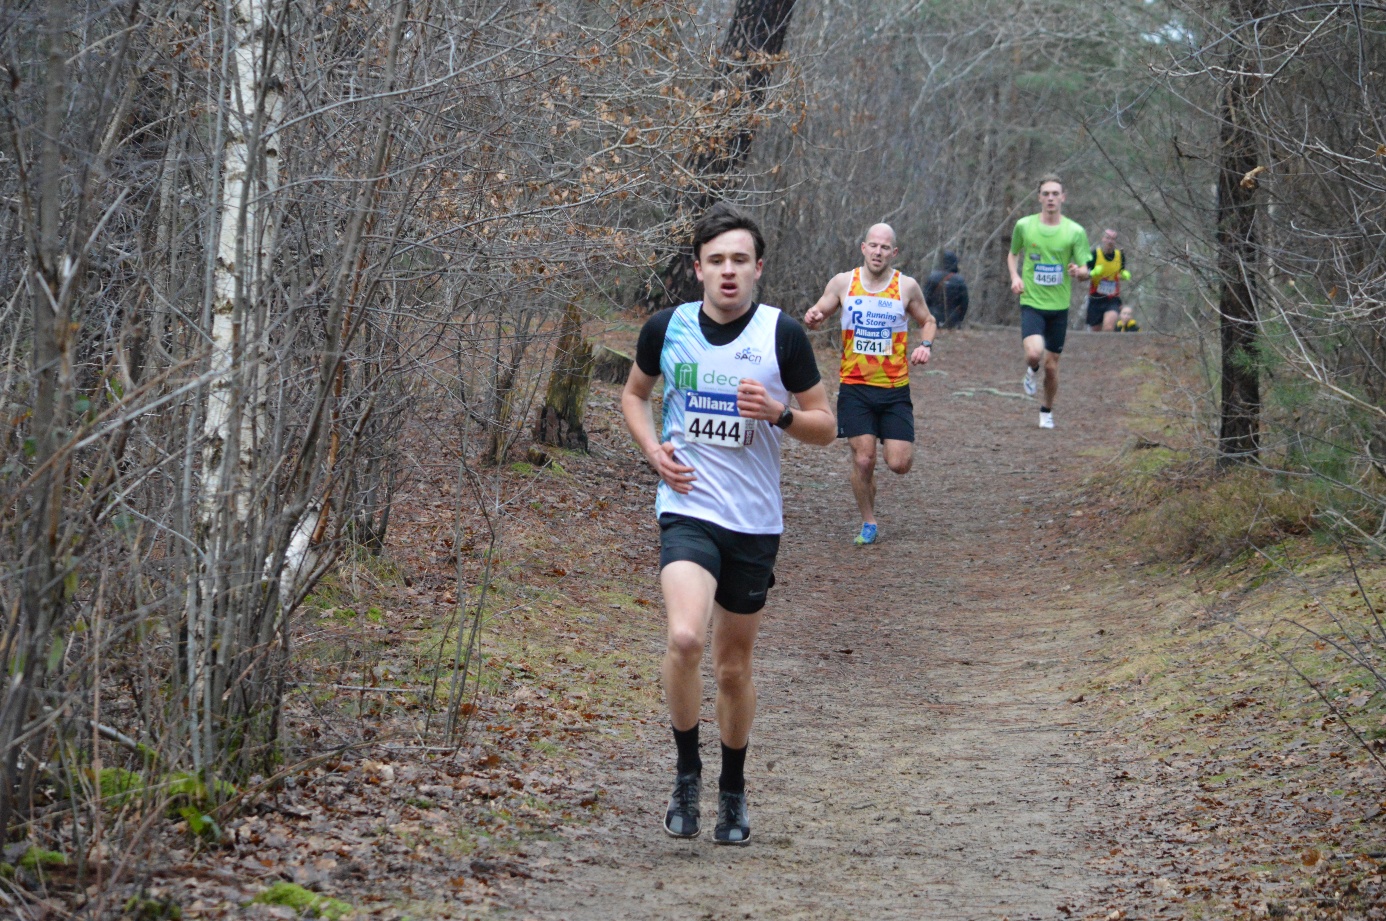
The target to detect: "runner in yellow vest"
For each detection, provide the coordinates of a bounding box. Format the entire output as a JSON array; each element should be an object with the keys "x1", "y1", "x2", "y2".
[
  {"x1": 804, "y1": 223, "x2": 934, "y2": 545},
  {"x1": 1085, "y1": 228, "x2": 1132, "y2": 332}
]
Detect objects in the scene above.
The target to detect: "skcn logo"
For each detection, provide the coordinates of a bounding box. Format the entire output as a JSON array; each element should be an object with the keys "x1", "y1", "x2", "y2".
[{"x1": 733, "y1": 347, "x2": 763, "y2": 364}]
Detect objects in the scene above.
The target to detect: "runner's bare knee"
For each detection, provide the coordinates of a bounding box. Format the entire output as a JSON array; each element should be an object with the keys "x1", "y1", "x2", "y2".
[
  {"x1": 852, "y1": 446, "x2": 876, "y2": 477},
  {"x1": 884, "y1": 441, "x2": 913, "y2": 475},
  {"x1": 667, "y1": 624, "x2": 705, "y2": 663},
  {"x1": 714, "y1": 653, "x2": 753, "y2": 691}
]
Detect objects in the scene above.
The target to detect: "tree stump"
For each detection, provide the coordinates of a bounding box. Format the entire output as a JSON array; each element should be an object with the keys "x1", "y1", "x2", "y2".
[
  {"x1": 591, "y1": 344, "x2": 634, "y2": 385},
  {"x1": 536, "y1": 303, "x2": 594, "y2": 451}
]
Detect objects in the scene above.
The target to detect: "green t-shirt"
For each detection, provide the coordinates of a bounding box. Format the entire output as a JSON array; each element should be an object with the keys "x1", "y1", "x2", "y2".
[{"x1": 1009, "y1": 214, "x2": 1090, "y2": 312}]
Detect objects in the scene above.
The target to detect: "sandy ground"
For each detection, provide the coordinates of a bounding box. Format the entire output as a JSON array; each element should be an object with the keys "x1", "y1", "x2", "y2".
[{"x1": 506, "y1": 326, "x2": 1170, "y2": 920}]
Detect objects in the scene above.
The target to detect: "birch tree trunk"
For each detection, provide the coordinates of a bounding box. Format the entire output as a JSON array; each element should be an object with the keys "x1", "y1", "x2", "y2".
[{"x1": 191, "y1": 0, "x2": 282, "y2": 771}]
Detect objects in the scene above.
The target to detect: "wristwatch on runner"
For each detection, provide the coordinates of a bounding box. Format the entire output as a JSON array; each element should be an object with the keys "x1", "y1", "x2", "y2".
[
  {"x1": 774, "y1": 405, "x2": 794, "y2": 429},
  {"x1": 919, "y1": 340, "x2": 932, "y2": 349}
]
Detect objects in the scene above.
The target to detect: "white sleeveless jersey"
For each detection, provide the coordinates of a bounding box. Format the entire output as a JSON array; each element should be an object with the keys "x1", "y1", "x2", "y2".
[{"x1": 655, "y1": 302, "x2": 789, "y2": 534}]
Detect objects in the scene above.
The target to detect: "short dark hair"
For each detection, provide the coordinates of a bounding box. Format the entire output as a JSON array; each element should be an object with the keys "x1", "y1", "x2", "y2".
[
  {"x1": 691, "y1": 201, "x2": 765, "y2": 262},
  {"x1": 1037, "y1": 173, "x2": 1063, "y2": 192}
]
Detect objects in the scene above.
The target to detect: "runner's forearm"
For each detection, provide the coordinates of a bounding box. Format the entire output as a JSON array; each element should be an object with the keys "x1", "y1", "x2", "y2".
[
  {"x1": 918, "y1": 311, "x2": 937, "y2": 343},
  {"x1": 782, "y1": 384, "x2": 835, "y2": 446},
  {"x1": 905, "y1": 291, "x2": 936, "y2": 342},
  {"x1": 621, "y1": 388, "x2": 664, "y2": 464},
  {"x1": 782, "y1": 407, "x2": 835, "y2": 446},
  {"x1": 807, "y1": 291, "x2": 842, "y2": 323}
]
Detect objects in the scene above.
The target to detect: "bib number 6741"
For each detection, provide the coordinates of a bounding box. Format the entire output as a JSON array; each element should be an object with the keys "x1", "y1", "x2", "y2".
[{"x1": 853, "y1": 327, "x2": 893, "y2": 355}]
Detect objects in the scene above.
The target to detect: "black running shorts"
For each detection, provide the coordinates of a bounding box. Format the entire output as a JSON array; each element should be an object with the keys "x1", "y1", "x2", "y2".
[
  {"x1": 658, "y1": 513, "x2": 780, "y2": 615},
  {"x1": 836, "y1": 382, "x2": 915, "y2": 442},
  {"x1": 1084, "y1": 295, "x2": 1120, "y2": 328},
  {"x1": 1020, "y1": 305, "x2": 1069, "y2": 354}
]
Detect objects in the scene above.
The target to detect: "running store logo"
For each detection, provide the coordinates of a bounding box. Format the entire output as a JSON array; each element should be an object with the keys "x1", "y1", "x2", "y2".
[{"x1": 673, "y1": 362, "x2": 698, "y2": 390}]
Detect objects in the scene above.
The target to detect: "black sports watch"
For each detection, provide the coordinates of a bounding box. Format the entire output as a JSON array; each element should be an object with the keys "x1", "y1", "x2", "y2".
[
  {"x1": 919, "y1": 339, "x2": 933, "y2": 348},
  {"x1": 774, "y1": 405, "x2": 794, "y2": 429}
]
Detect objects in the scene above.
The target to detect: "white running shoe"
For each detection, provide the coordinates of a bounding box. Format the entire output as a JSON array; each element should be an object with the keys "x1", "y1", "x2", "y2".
[
  {"x1": 1039, "y1": 411, "x2": 1054, "y2": 429},
  {"x1": 1023, "y1": 366, "x2": 1038, "y2": 396}
]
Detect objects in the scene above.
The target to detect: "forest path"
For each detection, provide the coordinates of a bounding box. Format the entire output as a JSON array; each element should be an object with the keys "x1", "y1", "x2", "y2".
[{"x1": 507, "y1": 325, "x2": 1168, "y2": 920}]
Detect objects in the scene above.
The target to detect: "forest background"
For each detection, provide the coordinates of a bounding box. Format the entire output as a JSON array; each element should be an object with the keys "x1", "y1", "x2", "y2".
[{"x1": 0, "y1": 0, "x2": 1383, "y2": 915}]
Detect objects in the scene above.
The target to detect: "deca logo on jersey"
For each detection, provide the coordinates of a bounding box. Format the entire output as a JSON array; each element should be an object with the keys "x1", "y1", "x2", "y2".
[{"x1": 673, "y1": 362, "x2": 741, "y2": 389}]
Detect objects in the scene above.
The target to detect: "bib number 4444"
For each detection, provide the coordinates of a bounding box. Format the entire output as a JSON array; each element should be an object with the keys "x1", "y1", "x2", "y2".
[
  {"x1": 687, "y1": 415, "x2": 748, "y2": 446},
  {"x1": 684, "y1": 390, "x2": 755, "y2": 448}
]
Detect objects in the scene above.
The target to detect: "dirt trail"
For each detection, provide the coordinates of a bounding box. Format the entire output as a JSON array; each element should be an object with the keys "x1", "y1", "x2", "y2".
[{"x1": 509, "y1": 326, "x2": 1167, "y2": 920}]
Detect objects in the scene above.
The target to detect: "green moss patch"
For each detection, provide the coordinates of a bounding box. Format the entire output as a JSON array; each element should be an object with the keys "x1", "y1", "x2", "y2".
[
  {"x1": 19, "y1": 848, "x2": 67, "y2": 870},
  {"x1": 252, "y1": 882, "x2": 353, "y2": 919}
]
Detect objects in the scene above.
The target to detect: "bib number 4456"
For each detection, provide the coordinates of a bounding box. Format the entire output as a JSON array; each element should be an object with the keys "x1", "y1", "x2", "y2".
[{"x1": 1033, "y1": 263, "x2": 1063, "y2": 286}]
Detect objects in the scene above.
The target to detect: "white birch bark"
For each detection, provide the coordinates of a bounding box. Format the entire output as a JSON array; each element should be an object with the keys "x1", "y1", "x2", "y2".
[
  {"x1": 203, "y1": 0, "x2": 279, "y2": 516},
  {"x1": 192, "y1": 0, "x2": 282, "y2": 770}
]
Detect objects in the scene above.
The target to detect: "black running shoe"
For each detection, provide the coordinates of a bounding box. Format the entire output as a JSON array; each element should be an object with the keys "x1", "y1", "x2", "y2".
[
  {"x1": 713, "y1": 789, "x2": 750, "y2": 845},
  {"x1": 663, "y1": 771, "x2": 701, "y2": 838}
]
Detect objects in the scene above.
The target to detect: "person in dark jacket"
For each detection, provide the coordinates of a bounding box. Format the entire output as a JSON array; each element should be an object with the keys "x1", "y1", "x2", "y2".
[{"x1": 924, "y1": 250, "x2": 970, "y2": 329}]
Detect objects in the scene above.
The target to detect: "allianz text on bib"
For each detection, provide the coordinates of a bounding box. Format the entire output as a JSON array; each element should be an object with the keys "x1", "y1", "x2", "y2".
[
  {"x1": 684, "y1": 390, "x2": 755, "y2": 448},
  {"x1": 852, "y1": 317, "x2": 894, "y2": 356}
]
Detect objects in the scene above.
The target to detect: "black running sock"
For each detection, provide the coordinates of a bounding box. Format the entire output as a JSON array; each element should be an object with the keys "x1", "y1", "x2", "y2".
[
  {"x1": 719, "y1": 742, "x2": 747, "y2": 794},
  {"x1": 673, "y1": 724, "x2": 701, "y2": 775},
  {"x1": 1040, "y1": 406, "x2": 1051, "y2": 413}
]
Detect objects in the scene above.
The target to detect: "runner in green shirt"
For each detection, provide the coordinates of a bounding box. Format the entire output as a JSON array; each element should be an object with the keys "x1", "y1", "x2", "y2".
[{"x1": 1006, "y1": 174, "x2": 1090, "y2": 429}]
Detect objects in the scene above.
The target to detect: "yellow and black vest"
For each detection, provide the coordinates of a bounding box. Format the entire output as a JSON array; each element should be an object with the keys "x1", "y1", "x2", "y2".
[{"x1": 1089, "y1": 248, "x2": 1123, "y2": 299}]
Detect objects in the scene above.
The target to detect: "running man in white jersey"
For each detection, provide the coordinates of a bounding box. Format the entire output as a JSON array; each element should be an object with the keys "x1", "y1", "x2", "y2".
[
  {"x1": 803, "y1": 223, "x2": 934, "y2": 545},
  {"x1": 623, "y1": 202, "x2": 835, "y2": 844}
]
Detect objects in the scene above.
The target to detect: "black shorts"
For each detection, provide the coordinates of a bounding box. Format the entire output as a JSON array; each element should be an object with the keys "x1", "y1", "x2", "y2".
[
  {"x1": 1085, "y1": 296, "x2": 1120, "y2": 327},
  {"x1": 836, "y1": 382, "x2": 915, "y2": 442},
  {"x1": 658, "y1": 513, "x2": 779, "y2": 615},
  {"x1": 1020, "y1": 305, "x2": 1069, "y2": 354}
]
